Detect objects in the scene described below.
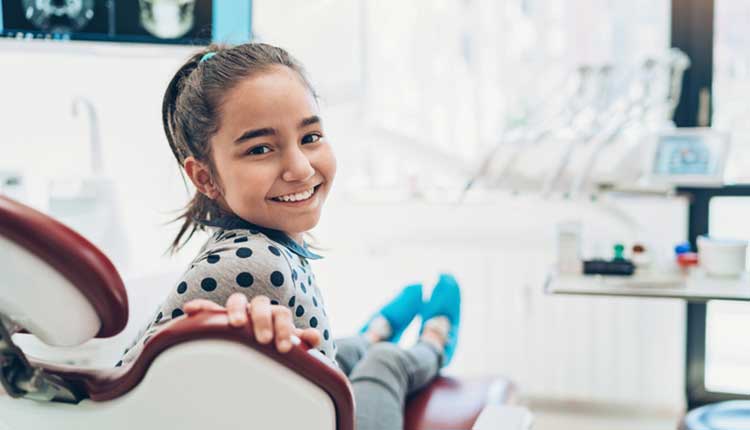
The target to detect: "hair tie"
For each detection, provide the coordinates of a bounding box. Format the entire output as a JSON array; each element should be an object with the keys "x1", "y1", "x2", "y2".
[{"x1": 200, "y1": 52, "x2": 216, "y2": 63}]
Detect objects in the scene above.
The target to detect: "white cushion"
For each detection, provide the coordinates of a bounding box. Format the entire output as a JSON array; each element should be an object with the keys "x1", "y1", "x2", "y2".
[{"x1": 0, "y1": 235, "x2": 100, "y2": 346}]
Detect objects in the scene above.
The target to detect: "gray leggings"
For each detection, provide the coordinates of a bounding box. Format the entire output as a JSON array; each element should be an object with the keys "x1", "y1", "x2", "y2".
[{"x1": 334, "y1": 336, "x2": 443, "y2": 430}]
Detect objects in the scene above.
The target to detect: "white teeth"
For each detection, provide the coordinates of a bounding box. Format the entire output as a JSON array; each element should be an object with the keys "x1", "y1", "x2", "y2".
[{"x1": 273, "y1": 187, "x2": 315, "y2": 202}]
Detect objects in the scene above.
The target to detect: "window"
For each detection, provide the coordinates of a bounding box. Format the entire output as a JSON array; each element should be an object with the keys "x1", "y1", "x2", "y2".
[{"x1": 713, "y1": 1, "x2": 750, "y2": 183}]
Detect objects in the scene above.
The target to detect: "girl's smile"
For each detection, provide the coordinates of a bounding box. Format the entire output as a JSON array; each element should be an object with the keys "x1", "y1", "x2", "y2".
[{"x1": 269, "y1": 183, "x2": 323, "y2": 204}]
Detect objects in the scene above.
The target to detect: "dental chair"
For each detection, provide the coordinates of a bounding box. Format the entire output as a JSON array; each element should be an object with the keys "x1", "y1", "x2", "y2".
[{"x1": 0, "y1": 195, "x2": 531, "y2": 430}]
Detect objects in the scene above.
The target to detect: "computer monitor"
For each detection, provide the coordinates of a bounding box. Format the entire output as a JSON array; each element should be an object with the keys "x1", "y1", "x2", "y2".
[
  {"x1": 0, "y1": 0, "x2": 252, "y2": 45},
  {"x1": 646, "y1": 127, "x2": 730, "y2": 186}
]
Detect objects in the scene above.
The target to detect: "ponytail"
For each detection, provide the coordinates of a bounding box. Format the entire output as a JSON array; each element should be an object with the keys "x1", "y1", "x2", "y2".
[{"x1": 161, "y1": 48, "x2": 220, "y2": 254}]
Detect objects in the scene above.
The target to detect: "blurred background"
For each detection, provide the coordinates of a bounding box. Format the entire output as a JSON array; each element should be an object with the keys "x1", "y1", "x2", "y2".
[{"x1": 2, "y1": 1, "x2": 750, "y2": 428}]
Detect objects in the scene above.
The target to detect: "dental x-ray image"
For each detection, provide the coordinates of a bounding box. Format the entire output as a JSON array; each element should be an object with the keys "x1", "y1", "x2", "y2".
[
  {"x1": 5, "y1": 0, "x2": 109, "y2": 34},
  {"x1": 116, "y1": 0, "x2": 212, "y2": 42},
  {"x1": 1, "y1": 0, "x2": 215, "y2": 44},
  {"x1": 140, "y1": 0, "x2": 195, "y2": 39}
]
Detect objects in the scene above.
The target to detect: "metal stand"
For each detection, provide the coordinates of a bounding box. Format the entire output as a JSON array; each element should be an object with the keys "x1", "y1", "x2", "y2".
[{"x1": 0, "y1": 318, "x2": 84, "y2": 404}]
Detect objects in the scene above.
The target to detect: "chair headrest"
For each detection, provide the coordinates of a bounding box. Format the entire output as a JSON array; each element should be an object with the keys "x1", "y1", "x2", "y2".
[{"x1": 0, "y1": 196, "x2": 128, "y2": 345}]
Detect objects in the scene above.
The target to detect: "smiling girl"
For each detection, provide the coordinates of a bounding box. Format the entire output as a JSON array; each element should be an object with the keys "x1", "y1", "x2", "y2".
[{"x1": 121, "y1": 43, "x2": 461, "y2": 430}]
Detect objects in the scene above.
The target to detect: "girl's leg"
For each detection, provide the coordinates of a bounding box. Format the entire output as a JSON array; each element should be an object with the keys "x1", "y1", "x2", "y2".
[
  {"x1": 349, "y1": 341, "x2": 443, "y2": 430},
  {"x1": 345, "y1": 274, "x2": 459, "y2": 428},
  {"x1": 333, "y1": 316, "x2": 427, "y2": 376},
  {"x1": 337, "y1": 283, "x2": 422, "y2": 376},
  {"x1": 333, "y1": 335, "x2": 370, "y2": 376}
]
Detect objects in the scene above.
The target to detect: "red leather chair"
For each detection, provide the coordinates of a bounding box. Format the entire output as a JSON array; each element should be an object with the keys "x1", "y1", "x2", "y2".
[{"x1": 0, "y1": 195, "x2": 531, "y2": 430}]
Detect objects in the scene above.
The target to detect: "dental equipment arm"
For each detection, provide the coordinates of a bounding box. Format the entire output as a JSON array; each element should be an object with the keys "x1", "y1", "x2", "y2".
[
  {"x1": 543, "y1": 58, "x2": 658, "y2": 197},
  {"x1": 666, "y1": 48, "x2": 691, "y2": 120},
  {"x1": 463, "y1": 65, "x2": 599, "y2": 196},
  {"x1": 569, "y1": 51, "x2": 690, "y2": 196}
]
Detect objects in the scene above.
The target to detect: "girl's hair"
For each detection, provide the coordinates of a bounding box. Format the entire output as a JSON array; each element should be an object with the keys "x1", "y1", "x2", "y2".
[{"x1": 162, "y1": 42, "x2": 317, "y2": 254}]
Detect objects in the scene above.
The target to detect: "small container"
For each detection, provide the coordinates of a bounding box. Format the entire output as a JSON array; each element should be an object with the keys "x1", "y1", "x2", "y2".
[
  {"x1": 697, "y1": 236, "x2": 748, "y2": 278},
  {"x1": 677, "y1": 252, "x2": 699, "y2": 268},
  {"x1": 557, "y1": 221, "x2": 582, "y2": 274},
  {"x1": 675, "y1": 242, "x2": 692, "y2": 255},
  {"x1": 613, "y1": 243, "x2": 626, "y2": 261},
  {"x1": 632, "y1": 243, "x2": 652, "y2": 269}
]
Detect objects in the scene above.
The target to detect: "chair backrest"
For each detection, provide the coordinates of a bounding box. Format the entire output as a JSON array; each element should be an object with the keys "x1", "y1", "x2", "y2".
[{"x1": 0, "y1": 196, "x2": 128, "y2": 346}]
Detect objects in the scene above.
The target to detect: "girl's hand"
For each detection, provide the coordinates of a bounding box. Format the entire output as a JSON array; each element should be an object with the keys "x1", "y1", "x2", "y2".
[{"x1": 184, "y1": 293, "x2": 322, "y2": 353}]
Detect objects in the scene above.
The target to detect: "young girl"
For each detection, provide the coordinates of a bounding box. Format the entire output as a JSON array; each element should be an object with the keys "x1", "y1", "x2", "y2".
[{"x1": 121, "y1": 42, "x2": 461, "y2": 430}]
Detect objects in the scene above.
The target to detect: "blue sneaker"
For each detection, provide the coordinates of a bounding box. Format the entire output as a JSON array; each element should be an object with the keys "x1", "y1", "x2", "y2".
[
  {"x1": 359, "y1": 283, "x2": 423, "y2": 343},
  {"x1": 420, "y1": 273, "x2": 461, "y2": 367}
]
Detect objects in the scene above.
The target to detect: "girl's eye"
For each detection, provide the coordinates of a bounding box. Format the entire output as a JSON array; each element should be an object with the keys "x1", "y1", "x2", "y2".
[
  {"x1": 246, "y1": 145, "x2": 271, "y2": 156},
  {"x1": 302, "y1": 133, "x2": 322, "y2": 144}
]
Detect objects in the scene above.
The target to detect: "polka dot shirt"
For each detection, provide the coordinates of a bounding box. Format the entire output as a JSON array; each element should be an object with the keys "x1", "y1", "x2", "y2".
[{"x1": 120, "y1": 225, "x2": 336, "y2": 367}]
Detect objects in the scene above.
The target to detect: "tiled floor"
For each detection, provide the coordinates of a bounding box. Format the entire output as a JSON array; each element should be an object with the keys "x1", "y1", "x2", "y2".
[{"x1": 530, "y1": 401, "x2": 681, "y2": 430}]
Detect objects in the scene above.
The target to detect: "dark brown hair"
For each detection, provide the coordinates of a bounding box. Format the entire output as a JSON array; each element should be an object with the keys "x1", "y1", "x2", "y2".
[{"x1": 162, "y1": 42, "x2": 317, "y2": 254}]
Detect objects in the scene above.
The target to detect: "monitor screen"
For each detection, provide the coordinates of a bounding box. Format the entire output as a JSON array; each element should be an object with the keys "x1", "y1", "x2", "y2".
[
  {"x1": 653, "y1": 134, "x2": 715, "y2": 176},
  {"x1": 0, "y1": 0, "x2": 251, "y2": 45}
]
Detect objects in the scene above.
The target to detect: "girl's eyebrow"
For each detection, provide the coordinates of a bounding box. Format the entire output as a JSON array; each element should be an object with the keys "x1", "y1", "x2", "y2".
[
  {"x1": 234, "y1": 127, "x2": 275, "y2": 144},
  {"x1": 299, "y1": 115, "x2": 321, "y2": 128},
  {"x1": 234, "y1": 116, "x2": 321, "y2": 144}
]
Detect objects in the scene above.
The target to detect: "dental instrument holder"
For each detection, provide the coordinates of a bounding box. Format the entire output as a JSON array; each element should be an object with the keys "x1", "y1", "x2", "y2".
[
  {"x1": 0, "y1": 317, "x2": 83, "y2": 404},
  {"x1": 583, "y1": 259, "x2": 635, "y2": 276}
]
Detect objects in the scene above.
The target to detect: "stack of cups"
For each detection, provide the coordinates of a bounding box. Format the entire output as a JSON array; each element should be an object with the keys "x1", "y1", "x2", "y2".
[{"x1": 557, "y1": 221, "x2": 582, "y2": 275}]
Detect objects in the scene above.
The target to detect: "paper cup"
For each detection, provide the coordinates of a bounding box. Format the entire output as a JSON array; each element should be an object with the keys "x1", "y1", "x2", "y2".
[{"x1": 697, "y1": 236, "x2": 748, "y2": 277}]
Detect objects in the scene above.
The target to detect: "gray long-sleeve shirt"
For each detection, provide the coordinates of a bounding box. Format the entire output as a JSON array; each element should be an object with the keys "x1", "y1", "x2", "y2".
[{"x1": 120, "y1": 225, "x2": 337, "y2": 367}]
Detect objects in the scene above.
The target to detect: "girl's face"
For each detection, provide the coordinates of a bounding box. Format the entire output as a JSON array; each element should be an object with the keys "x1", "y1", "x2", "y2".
[{"x1": 203, "y1": 66, "x2": 336, "y2": 240}]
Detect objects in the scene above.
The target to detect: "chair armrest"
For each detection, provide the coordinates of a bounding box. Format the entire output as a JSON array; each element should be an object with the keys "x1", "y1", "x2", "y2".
[
  {"x1": 471, "y1": 404, "x2": 533, "y2": 430},
  {"x1": 32, "y1": 310, "x2": 356, "y2": 430}
]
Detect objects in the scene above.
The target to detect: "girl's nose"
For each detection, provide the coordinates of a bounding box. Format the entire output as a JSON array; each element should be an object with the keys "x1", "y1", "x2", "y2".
[{"x1": 281, "y1": 146, "x2": 315, "y2": 182}]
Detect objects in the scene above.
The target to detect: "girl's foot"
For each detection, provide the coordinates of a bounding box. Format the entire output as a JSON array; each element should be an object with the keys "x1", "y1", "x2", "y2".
[
  {"x1": 363, "y1": 315, "x2": 392, "y2": 343},
  {"x1": 419, "y1": 315, "x2": 450, "y2": 352},
  {"x1": 360, "y1": 283, "x2": 423, "y2": 343},
  {"x1": 419, "y1": 273, "x2": 461, "y2": 367}
]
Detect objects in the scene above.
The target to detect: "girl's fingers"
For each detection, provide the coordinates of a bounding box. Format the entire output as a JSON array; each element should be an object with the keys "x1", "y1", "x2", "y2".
[
  {"x1": 184, "y1": 299, "x2": 224, "y2": 315},
  {"x1": 182, "y1": 296, "x2": 310, "y2": 353},
  {"x1": 248, "y1": 295, "x2": 273, "y2": 344},
  {"x1": 225, "y1": 293, "x2": 249, "y2": 327},
  {"x1": 272, "y1": 306, "x2": 294, "y2": 353},
  {"x1": 294, "y1": 327, "x2": 322, "y2": 347}
]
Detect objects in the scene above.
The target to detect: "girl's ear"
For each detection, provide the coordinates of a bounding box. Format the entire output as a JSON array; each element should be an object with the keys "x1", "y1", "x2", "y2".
[{"x1": 184, "y1": 156, "x2": 221, "y2": 199}]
